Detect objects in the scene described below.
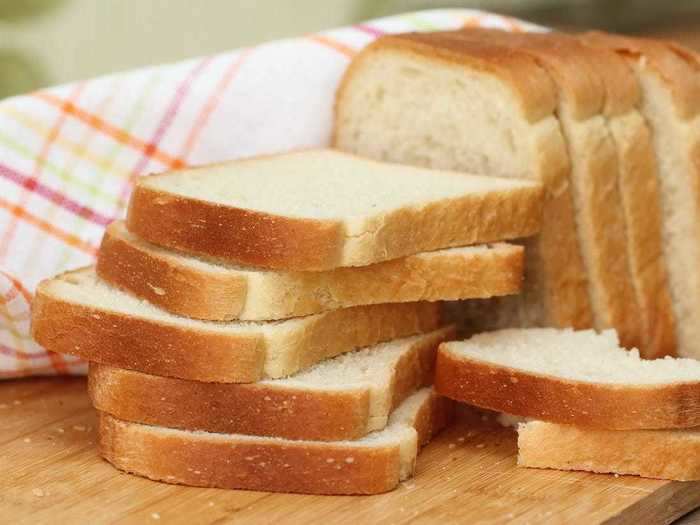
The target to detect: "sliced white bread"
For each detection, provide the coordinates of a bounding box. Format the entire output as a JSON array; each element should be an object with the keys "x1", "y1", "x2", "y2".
[
  {"x1": 97, "y1": 221, "x2": 524, "y2": 321},
  {"x1": 435, "y1": 328, "x2": 700, "y2": 429},
  {"x1": 333, "y1": 32, "x2": 592, "y2": 331},
  {"x1": 450, "y1": 29, "x2": 640, "y2": 349},
  {"x1": 518, "y1": 421, "x2": 700, "y2": 481},
  {"x1": 125, "y1": 149, "x2": 543, "y2": 271},
  {"x1": 31, "y1": 268, "x2": 441, "y2": 383},
  {"x1": 581, "y1": 32, "x2": 700, "y2": 359},
  {"x1": 89, "y1": 327, "x2": 454, "y2": 441},
  {"x1": 98, "y1": 387, "x2": 452, "y2": 495},
  {"x1": 575, "y1": 37, "x2": 676, "y2": 358}
]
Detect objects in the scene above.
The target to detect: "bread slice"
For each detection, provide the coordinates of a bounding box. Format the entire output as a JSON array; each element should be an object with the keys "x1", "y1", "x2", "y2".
[
  {"x1": 518, "y1": 421, "x2": 700, "y2": 481},
  {"x1": 334, "y1": 32, "x2": 592, "y2": 331},
  {"x1": 98, "y1": 387, "x2": 452, "y2": 495},
  {"x1": 31, "y1": 267, "x2": 441, "y2": 383},
  {"x1": 435, "y1": 328, "x2": 700, "y2": 429},
  {"x1": 454, "y1": 28, "x2": 674, "y2": 355},
  {"x1": 125, "y1": 149, "x2": 542, "y2": 271},
  {"x1": 580, "y1": 33, "x2": 700, "y2": 359},
  {"x1": 97, "y1": 221, "x2": 524, "y2": 321},
  {"x1": 89, "y1": 327, "x2": 454, "y2": 441}
]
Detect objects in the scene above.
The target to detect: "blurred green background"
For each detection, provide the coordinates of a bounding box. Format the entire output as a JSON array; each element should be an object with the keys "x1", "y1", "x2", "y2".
[{"x1": 3, "y1": 0, "x2": 700, "y2": 99}]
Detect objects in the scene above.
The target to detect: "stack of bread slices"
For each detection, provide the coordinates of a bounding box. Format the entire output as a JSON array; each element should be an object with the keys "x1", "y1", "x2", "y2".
[
  {"x1": 335, "y1": 28, "x2": 700, "y2": 361},
  {"x1": 30, "y1": 149, "x2": 543, "y2": 495}
]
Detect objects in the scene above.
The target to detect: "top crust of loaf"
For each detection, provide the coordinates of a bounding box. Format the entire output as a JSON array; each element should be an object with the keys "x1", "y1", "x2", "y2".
[
  {"x1": 453, "y1": 29, "x2": 640, "y2": 117},
  {"x1": 348, "y1": 33, "x2": 558, "y2": 123},
  {"x1": 581, "y1": 31, "x2": 700, "y2": 119},
  {"x1": 126, "y1": 149, "x2": 543, "y2": 270}
]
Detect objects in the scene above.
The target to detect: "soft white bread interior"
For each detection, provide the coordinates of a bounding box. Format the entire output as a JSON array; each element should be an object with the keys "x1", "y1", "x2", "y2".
[
  {"x1": 126, "y1": 149, "x2": 543, "y2": 271},
  {"x1": 31, "y1": 267, "x2": 441, "y2": 383},
  {"x1": 435, "y1": 328, "x2": 700, "y2": 429},
  {"x1": 334, "y1": 31, "x2": 591, "y2": 332},
  {"x1": 518, "y1": 421, "x2": 700, "y2": 481},
  {"x1": 89, "y1": 327, "x2": 454, "y2": 441},
  {"x1": 97, "y1": 221, "x2": 524, "y2": 321},
  {"x1": 98, "y1": 387, "x2": 452, "y2": 495}
]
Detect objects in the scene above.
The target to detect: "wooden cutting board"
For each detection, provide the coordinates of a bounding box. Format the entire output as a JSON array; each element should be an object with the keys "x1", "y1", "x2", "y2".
[{"x1": 1, "y1": 377, "x2": 699, "y2": 524}]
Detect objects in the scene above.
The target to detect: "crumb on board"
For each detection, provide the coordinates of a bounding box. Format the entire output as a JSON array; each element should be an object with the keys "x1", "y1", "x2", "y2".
[
  {"x1": 151, "y1": 512, "x2": 160, "y2": 520},
  {"x1": 32, "y1": 488, "x2": 45, "y2": 497}
]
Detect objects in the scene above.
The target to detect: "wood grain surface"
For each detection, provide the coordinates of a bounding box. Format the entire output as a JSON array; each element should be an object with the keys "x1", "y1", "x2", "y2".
[{"x1": 1, "y1": 377, "x2": 699, "y2": 524}]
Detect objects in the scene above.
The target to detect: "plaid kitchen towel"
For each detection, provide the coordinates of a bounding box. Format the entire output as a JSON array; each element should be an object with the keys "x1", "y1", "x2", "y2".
[{"x1": 0, "y1": 9, "x2": 539, "y2": 378}]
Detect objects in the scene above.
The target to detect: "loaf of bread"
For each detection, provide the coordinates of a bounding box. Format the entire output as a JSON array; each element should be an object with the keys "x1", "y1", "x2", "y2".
[{"x1": 333, "y1": 29, "x2": 683, "y2": 359}]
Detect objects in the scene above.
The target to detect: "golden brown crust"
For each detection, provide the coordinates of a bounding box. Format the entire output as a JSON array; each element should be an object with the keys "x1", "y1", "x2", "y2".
[
  {"x1": 97, "y1": 222, "x2": 525, "y2": 321},
  {"x1": 581, "y1": 31, "x2": 700, "y2": 119},
  {"x1": 30, "y1": 286, "x2": 265, "y2": 383},
  {"x1": 31, "y1": 271, "x2": 441, "y2": 383},
  {"x1": 98, "y1": 412, "x2": 401, "y2": 495},
  {"x1": 434, "y1": 347, "x2": 700, "y2": 429},
  {"x1": 96, "y1": 223, "x2": 249, "y2": 321},
  {"x1": 88, "y1": 326, "x2": 454, "y2": 441},
  {"x1": 97, "y1": 393, "x2": 452, "y2": 495},
  {"x1": 89, "y1": 364, "x2": 369, "y2": 441},
  {"x1": 126, "y1": 184, "x2": 343, "y2": 271},
  {"x1": 518, "y1": 422, "x2": 700, "y2": 481},
  {"x1": 450, "y1": 29, "x2": 605, "y2": 119}
]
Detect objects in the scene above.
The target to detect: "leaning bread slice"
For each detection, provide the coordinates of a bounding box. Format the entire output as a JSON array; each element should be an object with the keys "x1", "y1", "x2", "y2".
[
  {"x1": 518, "y1": 421, "x2": 700, "y2": 481},
  {"x1": 126, "y1": 149, "x2": 543, "y2": 271},
  {"x1": 31, "y1": 267, "x2": 440, "y2": 383},
  {"x1": 98, "y1": 387, "x2": 452, "y2": 495},
  {"x1": 334, "y1": 32, "x2": 592, "y2": 331},
  {"x1": 89, "y1": 327, "x2": 454, "y2": 441},
  {"x1": 97, "y1": 221, "x2": 524, "y2": 321},
  {"x1": 580, "y1": 33, "x2": 700, "y2": 359},
  {"x1": 435, "y1": 328, "x2": 700, "y2": 429}
]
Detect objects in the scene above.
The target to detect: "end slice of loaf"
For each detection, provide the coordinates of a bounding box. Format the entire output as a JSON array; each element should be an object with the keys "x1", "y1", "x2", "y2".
[
  {"x1": 580, "y1": 32, "x2": 700, "y2": 360},
  {"x1": 333, "y1": 32, "x2": 591, "y2": 330},
  {"x1": 98, "y1": 387, "x2": 452, "y2": 495},
  {"x1": 89, "y1": 326, "x2": 454, "y2": 441},
  {"x1": 125, "y1": 149, "x2": 543, "y2": 271},
  {"x1": 31, "y1": 267, "x2": 440, "y2": 383},
  {"x1": 518, "y1": 421, "x2": 700, "y2": 481},
  {"x1": 97, "y1": 221, "x2": 524, "y2": 321},
  {"x1": 435, "y1": 328, "x2": 700, "y2": 429}
]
